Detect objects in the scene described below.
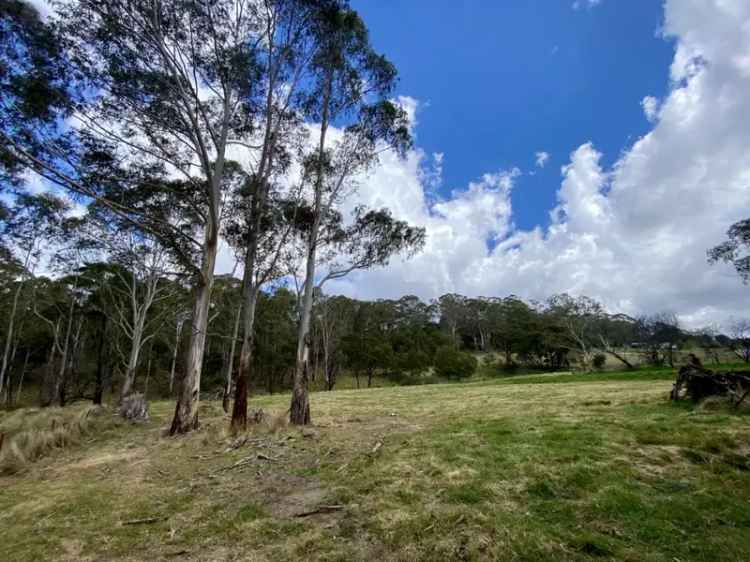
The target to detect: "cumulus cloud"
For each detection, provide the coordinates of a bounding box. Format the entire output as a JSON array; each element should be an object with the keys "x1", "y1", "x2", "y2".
[
  {"x1": 535, "y1": 151, "x2": 550, "y2": 168},
  {"x1": 328, "y1": 0, "x2": 750, "y2": 330}
]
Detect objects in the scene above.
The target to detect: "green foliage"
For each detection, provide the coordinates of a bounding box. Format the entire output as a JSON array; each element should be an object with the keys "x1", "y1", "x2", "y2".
[
  {"x1": 708, "y1": 218, "x2": 750, "y2": 283},
  {"x1": 433, "y1": 346, "x2": 477, "y2": 379}
]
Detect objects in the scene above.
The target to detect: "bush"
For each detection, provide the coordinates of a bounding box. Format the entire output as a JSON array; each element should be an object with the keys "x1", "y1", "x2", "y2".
[
  {"x1": 434, "y1": 346, "x2": 478, "y2": 380},
  {"x1": 592, "y1": 353, "x2": 607, "y2": 370}
]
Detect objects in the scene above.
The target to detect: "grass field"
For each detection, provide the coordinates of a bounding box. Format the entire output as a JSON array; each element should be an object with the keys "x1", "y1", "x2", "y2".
[{"x1": 2, "y1": 370, "x2": 750, "y2": 561}]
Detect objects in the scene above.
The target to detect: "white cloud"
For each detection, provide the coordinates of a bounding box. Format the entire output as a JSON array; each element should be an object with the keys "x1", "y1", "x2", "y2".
[
  {"x1": 641, "y1": 96, "x2": 660, "y2": 122},
  {"x1": 535, "y1": 151, "x2": 550, "y2": 168},
  {"x1": 328, "y1": 0, "x2": 750, "y2": 331},
  {"x1": 573, "y1": 0, "x2": 602, "y2": 11}
]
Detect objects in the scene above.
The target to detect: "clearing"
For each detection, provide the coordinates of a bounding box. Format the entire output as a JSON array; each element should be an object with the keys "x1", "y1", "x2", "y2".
[{"x1": 2, "y1": 371, "x2": 750, "y2": 561}]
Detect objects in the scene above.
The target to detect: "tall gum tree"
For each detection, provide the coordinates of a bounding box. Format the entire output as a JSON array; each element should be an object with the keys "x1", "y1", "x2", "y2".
[
  {"x1": 226, "y1": 0, "x2": 328, "y2": 433},
  {"x1": 287, "y1": 4, "x2": 425, "y2": 425}
]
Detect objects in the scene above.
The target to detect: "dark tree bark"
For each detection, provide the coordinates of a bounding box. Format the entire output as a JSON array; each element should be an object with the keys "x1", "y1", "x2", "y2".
[{"x1": 93, "y1": 315, "x2": 107, "y2": 405}]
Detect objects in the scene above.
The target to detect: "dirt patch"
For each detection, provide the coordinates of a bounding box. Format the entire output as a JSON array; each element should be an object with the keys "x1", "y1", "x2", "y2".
[
  {"x1": 66, "y1": 450, "x2": 141, "y2": 470},
  {"x1": 265, "y1": 474, "x2": 328, "y2": 518}
]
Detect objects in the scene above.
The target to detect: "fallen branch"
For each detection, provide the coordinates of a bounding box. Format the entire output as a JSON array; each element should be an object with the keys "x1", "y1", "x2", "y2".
[
  {"x1": 122, "y1": 517, "x2": 164, "y2": 526},
  {"x1": 295, "y1": 505, "x2": 345, "y2": 518}
]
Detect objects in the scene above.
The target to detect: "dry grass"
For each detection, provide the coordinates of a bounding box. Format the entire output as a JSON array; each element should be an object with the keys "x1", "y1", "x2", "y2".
[
  {"x1": 0, "y1": 404, "x2": 110, "y2": 474},
  {"x1": 1, "y1": 374, "x2": 749, "y2": 561}
]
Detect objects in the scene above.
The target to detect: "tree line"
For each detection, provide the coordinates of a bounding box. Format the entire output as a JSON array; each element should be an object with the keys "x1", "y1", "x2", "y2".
[{"x1": 2, "y1": 235, "x2": 746, "y2": 415}]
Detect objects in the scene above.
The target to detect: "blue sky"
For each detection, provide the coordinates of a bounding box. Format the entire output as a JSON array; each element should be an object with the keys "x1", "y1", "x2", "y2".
[{"x1": 351, "y1": 0, "x2": 675, "y2": 230}]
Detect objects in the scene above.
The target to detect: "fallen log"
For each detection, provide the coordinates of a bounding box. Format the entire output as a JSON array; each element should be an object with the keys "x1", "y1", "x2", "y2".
[{"x1": 671, "y1": 360, "x2": 750, "y2": 408}]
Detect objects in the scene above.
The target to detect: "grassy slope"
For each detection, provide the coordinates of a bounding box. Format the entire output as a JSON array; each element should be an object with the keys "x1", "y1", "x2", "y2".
[{"x1": 1, "y1": 371, "x2": 750, "y2": 561}]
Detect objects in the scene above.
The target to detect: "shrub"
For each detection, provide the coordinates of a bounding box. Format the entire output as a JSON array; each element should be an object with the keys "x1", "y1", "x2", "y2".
[
  {"x1": 434, "y1": 346, "x2": 478, "y2": 380},
  {"x1": 592, "y1": 353, "x2": 607, "y2": 370}
]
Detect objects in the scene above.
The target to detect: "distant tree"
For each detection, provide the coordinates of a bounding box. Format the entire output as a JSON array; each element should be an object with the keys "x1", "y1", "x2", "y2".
[
  {"x1": 652, "y1": 312, "x2": 681, "y2": 368},
  {"x1": 728, "y1": 319, "x2": 750, "y2": 363},
  {"x1": 253, "y1": 288, "x2": 297, "y2": 395},
  {"x1": 315, "y1": 294, "x2": 355, "y2": 391},
  {"x1": 434, "y1": 346, "x2": 477, "y2": 380},
  {"x1": 0, "y1": 194, "x2": 69, "y2": 401},
  {"x1": 596, "y1": 313, "x2": 636, "y2": 369},
  {"x1": 437, "y1": 294, "x2": 468, "y2": 349},
  {"x1": 694, "y1": 325, "x2": 723, "y2": 366},
  {"x1": 341, "y1": 301, "x2": 392, "y2": 388},
  {"x1": 32, "y1": 275, "x2": 83, "y2": 406},
  {"x1": 490, "y1": 296, "x2": 539, "y2": 368},
  {"x1": 546, "y1": 294, "x2": 603, "y2": 371}
]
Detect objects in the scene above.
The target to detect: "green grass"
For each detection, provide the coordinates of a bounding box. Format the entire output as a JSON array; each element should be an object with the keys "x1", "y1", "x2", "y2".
[{"x1": 1, "y1": 370, "x2": 749, "y2": 561}]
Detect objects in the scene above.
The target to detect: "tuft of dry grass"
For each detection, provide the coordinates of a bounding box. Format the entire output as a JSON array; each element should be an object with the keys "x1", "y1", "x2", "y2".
[{"x1": 0, "y1": 405, "x2": 109, "y2": 474}]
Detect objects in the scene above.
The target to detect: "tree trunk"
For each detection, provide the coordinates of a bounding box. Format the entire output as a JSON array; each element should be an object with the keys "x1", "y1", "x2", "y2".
[
  {"x1": 367, "y1": 368, "x2": 374, "y2": 388},
  {"x1": 120, "y1": 318, "x2": 145, "y2": 402},
  {"x1": 144, "y1": 340, "x2": 154, "y2": 398},
  {"x1": 169, "y1": 315, "x2": 186, "y2": 396},
  {"x1": 55, "y1": 305, "x2": 76, "y2": 407},
  {"x1": 231, "y1": 246, "x2": 260, "y2": 432},
  {"x1": 13, "y1": 348, "x2": 30, "y2": 406},
  {"x1": 0, "y1": 281, "x2": 22, "y2": 399},
  {"x1": 290, "y1": 239, "x2": 316, "y2": 425},
  {"x1": 63, "y1": 316, "x2": 84, "y2": 405},
  {"x1": 94, "y1": 315, "x2": 107, "y2": 405},
  {"x1": 290, "y1": 73, "x2": 332, "y2": 426},
  {"x1": 0, "y1": 247, "x2": 32, "y2": 398},
  {"x1": 40, "y1": 340, "x2": 57, "y2": 407},
  {"x1": 169, "y1": 256, "x2": 216, "y2": 434},
  {"x1": 223, "y1": 305, "x2": 242, "y2": 415}
]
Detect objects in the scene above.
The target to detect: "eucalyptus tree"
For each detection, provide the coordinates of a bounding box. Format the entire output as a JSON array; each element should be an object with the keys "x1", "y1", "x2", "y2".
[
  {"x1": 226, "y1": 0, "x2": 339, "y2": 432},
  {"x1": 106, "y1": 238, "x2": 176, "y2": 402},
  {"x1": 3, "y1": 0, "x2": 272, "y2": 432},
  {"x1": 284, "y1": 5, "x2": 426, "y2": 425},
  {"x1": 315, "y1": 293, "x2": 355, "y2": 390}
]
